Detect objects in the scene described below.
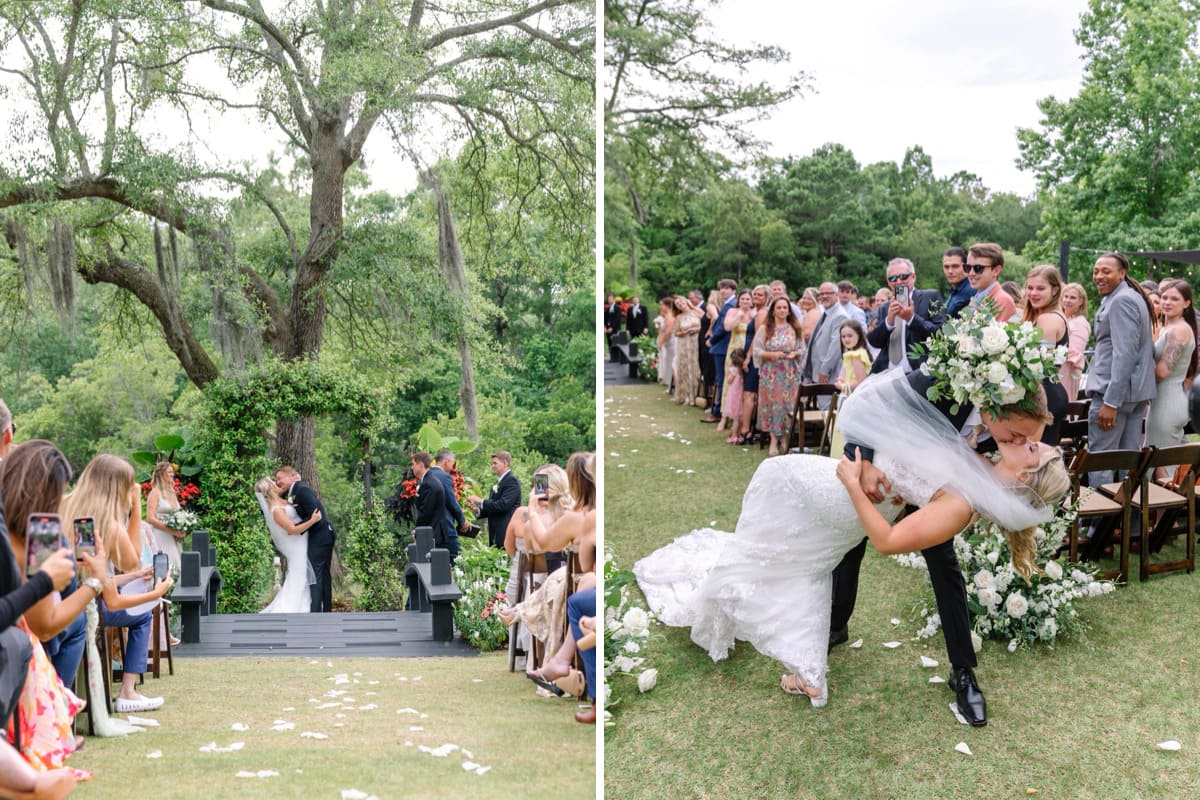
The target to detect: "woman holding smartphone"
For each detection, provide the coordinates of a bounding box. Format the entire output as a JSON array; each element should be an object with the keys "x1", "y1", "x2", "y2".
[{"x1": 60, "y1": 455, "x2": 172, "y2": 715}]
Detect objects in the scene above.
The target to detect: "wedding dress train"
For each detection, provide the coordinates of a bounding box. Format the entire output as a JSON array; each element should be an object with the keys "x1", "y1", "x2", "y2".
[{"x1": 257, "y1": 493, "x2": 314, "y2": 614}]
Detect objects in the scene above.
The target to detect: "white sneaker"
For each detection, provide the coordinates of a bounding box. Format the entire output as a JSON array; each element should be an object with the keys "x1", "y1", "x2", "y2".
[{"x1": 115, "y1": 695, "x2": 165, "y2": 713}]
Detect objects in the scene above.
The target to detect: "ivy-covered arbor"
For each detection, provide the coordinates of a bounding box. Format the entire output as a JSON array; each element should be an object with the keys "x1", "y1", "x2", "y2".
[{"x1": 199, "y1": 360, "x2": 400, "y2": 613}]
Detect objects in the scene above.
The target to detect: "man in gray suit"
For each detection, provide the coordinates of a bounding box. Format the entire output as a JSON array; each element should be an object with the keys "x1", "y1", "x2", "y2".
[
  {"x1": 802, "y1": 282, "x2": 849, "y2": 393},
  {"x1": 1087, "y1": 251, "x2": 1156, "y2": 465}
]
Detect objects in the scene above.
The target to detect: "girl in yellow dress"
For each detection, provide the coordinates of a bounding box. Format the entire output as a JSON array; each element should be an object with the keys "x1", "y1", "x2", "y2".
[{"x1": 836, "y1": 321, "x2": 871, "y2": 393}]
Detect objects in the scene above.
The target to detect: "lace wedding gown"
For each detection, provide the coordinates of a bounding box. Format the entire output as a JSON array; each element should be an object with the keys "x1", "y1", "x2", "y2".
[
  {"x1": 257, "y1": 494, "x2": 313, "y2": 614},
  {"x1": 634, "y1": 452, "x2": 934, "y2": 707}
]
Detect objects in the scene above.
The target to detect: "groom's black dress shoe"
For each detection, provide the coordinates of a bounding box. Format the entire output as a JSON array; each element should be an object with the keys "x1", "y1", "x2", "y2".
[
  {"x1": 948, "y1": 667, "x2": 987, "y2": 727},
  {"x1": 828, "y1": 627, "x2": 849, "y2": 653}
]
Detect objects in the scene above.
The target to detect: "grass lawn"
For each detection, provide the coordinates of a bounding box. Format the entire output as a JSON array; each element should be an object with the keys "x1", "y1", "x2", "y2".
[
  {"x1": 604, "y1": 381, "x2": 1200, "y2": 799},
  {"x1": 69, "y1": 652, "x2": 595, "y2": 799}
]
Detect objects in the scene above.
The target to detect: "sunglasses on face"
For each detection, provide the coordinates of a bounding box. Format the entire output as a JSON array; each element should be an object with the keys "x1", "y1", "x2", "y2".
[
  {"x1": 965, "y1": 263, "x2": 993, "y2": 274},
  {"x1": 886, "y1": 273, "x2": 912, "y2": 283}
]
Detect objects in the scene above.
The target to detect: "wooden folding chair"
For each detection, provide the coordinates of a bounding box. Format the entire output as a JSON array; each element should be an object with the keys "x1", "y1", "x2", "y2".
[
  {"x1": 1109, "y1": 443, "x2": 1200, "y2": 581},
  {"x1": 780, "y1": 383, "x2": 839, "y2": 454},
  {"x1": 1058, "y1": 399, "x2": 1090, "y2": 461},
  {"x1": 1068, "y1": 447, "x2": 1149, "y2": 583},
  {"x1": 149, "y1": 600, "x2": 174, "y2": 678}
]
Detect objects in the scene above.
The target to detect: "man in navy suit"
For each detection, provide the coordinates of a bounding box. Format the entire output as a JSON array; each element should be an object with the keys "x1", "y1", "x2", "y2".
[
  {"x1": 469, "y1": 451, "x2": 521, "y2": 549},
  {"x1": 430, "y1": 450, "x2": 466, "y2": 558},
  {"x1": 411, "y1": 452, "x2": 459, "y2": 563},
  {"x1": 867, "y1": 258, "x2": 947, "y2": 375},
  {"x1": 276, "y1": 465, "x2": 336, "y2": 612}
]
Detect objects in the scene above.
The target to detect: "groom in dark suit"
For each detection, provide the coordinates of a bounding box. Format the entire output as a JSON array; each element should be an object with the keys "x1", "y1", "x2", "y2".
[
  {"x1": 832, "y1": 369, "x2": 1047, "y2": 727},
  {"x1": 276, "y1": 465, "x2": 336, "y2": 613}
]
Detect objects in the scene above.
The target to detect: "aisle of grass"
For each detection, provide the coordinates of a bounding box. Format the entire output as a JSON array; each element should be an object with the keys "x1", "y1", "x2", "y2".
[
  {"x1": 604, "y1": 381, "x2": 1200, "y2": 800},
  {"x1": 70, "y1": 652, "x2": 593, "y2": 799}
]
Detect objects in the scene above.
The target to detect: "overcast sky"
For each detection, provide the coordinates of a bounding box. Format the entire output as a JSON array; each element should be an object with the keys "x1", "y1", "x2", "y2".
[{"x1": 706, "y1": 0, "x2": 1091, "y2": 197}]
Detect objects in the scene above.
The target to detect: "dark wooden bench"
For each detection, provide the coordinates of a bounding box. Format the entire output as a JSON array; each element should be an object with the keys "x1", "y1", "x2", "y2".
[
  {"x1": 172, "y1": 529, "x2": 223, "y2": 644},
  {"x1": 608, "y1": 330, "x2": 644, "y2": 378},
  {"x1": 404, "y1": 527, "x2": 461, "y2": 642}
]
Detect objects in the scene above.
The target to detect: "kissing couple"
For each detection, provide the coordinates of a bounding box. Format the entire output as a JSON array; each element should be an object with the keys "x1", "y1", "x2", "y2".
[{"x1": 254, "y1": 466, "x2": 336, "y2": 613}]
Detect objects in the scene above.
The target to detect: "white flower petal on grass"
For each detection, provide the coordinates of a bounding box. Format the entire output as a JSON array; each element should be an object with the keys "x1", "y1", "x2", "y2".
[
  {"x1": 235, "y1": 770, "x2": 280, "y2": 779},
  {"x1": 881, "y1": 641, "x2": 902, "y2": 649},
  {"x1": 231, "y1": 723, "x2": 249, "y2": 732},
  {"x1": 954, "y1": 742, "x2": 973, "y2": 756},
  {"x1": 282, "y1": 706, "x2": 295, "y2": 712},
  {"x1": 462, "y1": 749, "x2": 473, "y2": 759},
  {"x1": 396, "y1": 708, "x2": 421, "y2": 715},
  {"x1": 418, "y1": 744, "x2": 459, "y2": 758},
  {"x1": 341, "y1": 790, "x2": 377, "y2": 800},
  {"x1": 1156, "y1": 740, "x2": 1182, "y2": 751},
  {"x1": 928, "y1": 676, "x2": 945, "y2": 684},
  {"x1": 472, "y1": 679, "x2": 483, "y2": 683},
  {"x1": 146, "y1": 750, "x2": 163, "y2": 759},
  {"x1": 949, "y1": 703, "x2": 970, "y2": 725},
  {"x1": 890, "y1": 618, "x2": 901, "y2": 625},
  {"x1": 271, "y1": 720, "x2": 296, "y2": 732},
  {"x1": 920, "y1": 656, "x2": 939, "y2": 668},
  {"x1": 300, "y1": 732, "x2": 328, "y2": 740},
  {"x1": 849, "y1": 639, "x2": 863, "y2": 649},
  {"x1": 637, "y1": 668, "x2": 658, "y2": 693},
  {"x1": 127, "y1": 715, "x2": 159, "y2": 727},
  {"x1": 199, "y1": 741, "x2": 244, "y2": 753},
  {"x1": 462, "y1": 761, "x2": 481, "y2": 772},
  {"x1": 409, "y1": 726, "x2": 424, "y2": 732},
  {"x1": 357, "y1": 704, "x2": 378, "y2": 712}
]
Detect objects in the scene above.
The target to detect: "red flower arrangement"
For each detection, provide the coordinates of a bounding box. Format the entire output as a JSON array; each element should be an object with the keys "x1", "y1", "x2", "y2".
[{"x1": 140, "y1": 476, "x2": 201, "y2": 506}]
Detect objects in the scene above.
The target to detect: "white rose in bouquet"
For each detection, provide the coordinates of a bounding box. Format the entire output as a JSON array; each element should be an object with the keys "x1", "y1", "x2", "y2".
[
  {"x1": 980, "y1": 325, "x2": 1009, "y2": 354},
  {"x1": 1005, "y1": 592, "x2": 1029, "y2": 619}
]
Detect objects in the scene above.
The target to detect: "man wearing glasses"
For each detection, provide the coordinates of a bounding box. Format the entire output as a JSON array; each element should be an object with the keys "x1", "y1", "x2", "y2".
[
  {"x1": 866, "y1": 258, "x2": 946, "y2": 375},
  {"x1": 963, "y1": 242, "x2": 1017, "y2": 321},
  {"x1": 942, "y1": 246, "x2": 976, "y2": 318},
  {"x1": 801, "y1": 281, "x2": 849, "y2": 392}
]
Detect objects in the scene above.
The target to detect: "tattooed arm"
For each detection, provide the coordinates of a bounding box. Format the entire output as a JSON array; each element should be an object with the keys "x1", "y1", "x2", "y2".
[{"x1": 1155, "y1": 326, "x2": 1190, "y2": 382}]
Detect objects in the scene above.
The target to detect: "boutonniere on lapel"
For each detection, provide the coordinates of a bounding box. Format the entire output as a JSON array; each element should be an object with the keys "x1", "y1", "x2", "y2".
[{"x1": 287, "y1": 487, "x2": 295, "y2": 504}]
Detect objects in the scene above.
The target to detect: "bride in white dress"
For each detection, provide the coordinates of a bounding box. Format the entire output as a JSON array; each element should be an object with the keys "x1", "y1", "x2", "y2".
[
  {"x1": 255, "y1": 477, "x2": 322, "y2": 614},
  {"x1": 635, "y1": 370, "x2": 1070, "y2": 706}
]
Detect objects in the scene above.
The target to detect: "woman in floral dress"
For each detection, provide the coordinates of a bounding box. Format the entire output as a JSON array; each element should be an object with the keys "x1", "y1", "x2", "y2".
[
  {"x1": 753, "y1": 296, "x2": 806, "y2": 456},
  {"x1": 672, "y1": 296, "x2": 702, "y2": 405}
]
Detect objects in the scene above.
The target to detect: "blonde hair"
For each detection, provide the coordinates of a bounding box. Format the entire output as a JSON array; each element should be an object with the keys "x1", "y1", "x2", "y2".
[
  {"x1": 1004, "y1": 448, "x2": 1071, "y2": 579},
  {"x1": 566, "y1": 451, "x2": 595, "y2": 511},
  {"x1": 151, "y1": 461, "x2": 177, "y2": 500},
  {"x1": 254, "y1": 477, "x2": 276, "y2": 499},
  {"x1": 60, "y1": 454, "x2": 137, "y2": 566},
  {"x1": 534, "y1": 464, "x2": 574, "y2": 519},
  {"x1": 1062, "y1": 282, "x2": 1089, "y2": 318}
]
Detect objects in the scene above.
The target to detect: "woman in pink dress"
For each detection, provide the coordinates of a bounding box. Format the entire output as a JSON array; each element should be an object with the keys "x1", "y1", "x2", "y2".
[{"x1": 1060, "y1": 282, "x2": 1091, "y2": 400}]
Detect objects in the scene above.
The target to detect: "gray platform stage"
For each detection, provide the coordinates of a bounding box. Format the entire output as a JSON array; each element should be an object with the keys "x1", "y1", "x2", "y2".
[{"x1": 170, "y1": 611, "x2": 479, "y2": 658}]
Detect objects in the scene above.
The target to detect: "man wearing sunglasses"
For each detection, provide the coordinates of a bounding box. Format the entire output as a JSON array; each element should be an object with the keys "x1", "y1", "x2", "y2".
[
  {"x1": 866, "y1": 258, "x2": 947, "y2": 375},
  {"x1": 963, "y1": 242, "x2": 1017, "y2": 321},
  {"x1": 942, "y1": 246, "x2": 976, "y2": 318}
]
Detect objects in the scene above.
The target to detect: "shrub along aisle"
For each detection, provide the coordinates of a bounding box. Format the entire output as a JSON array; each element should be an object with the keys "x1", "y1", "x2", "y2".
[{"x1": 604, "y1": 380, "x2": 1200, "y2": 799}]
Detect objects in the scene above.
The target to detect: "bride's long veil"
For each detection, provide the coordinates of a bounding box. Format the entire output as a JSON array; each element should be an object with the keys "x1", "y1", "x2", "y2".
[
  {"x1": 837, "y1": 370, "x2": 1052, "y2": 533},
  {"x1": 256, "y1": 492, "x2": 317, "y2": 586}
]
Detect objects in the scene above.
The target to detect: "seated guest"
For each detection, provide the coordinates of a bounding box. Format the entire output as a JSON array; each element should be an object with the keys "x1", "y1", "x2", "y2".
[
  {"x1": 60, "y1": 455, "x2": 172, "y2": 714},
  {"x1": 0, "y1": 443, "x2": 88, "y2": 691},
  {"x1": 502, "y1": 465, "x2": 571, "y2": 665},
  {"x1": 0, "y1": 496, "x2": 80, "y2": 798}
]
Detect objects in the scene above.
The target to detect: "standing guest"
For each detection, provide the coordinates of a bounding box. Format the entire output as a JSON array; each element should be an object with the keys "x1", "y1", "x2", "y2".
[
  {"x1": 1001, "y1": 281, "x2": 1024, "y2": 312},
  {"x1": 768, "y1": 280, "x2": 804, "y2": 320},
  {"x1": 867, "y1": 258, "x2": 945, "y2": 375},
  {"x1": 964, "y1": 243, "x2": 1017, "y2": 321},
  {"x1": 1145, "y1": 279, "x2": 1197, "y2": 449},
  {"x1": 801, "y1": 282, "x2": 849, "y2": 389},
  {"x1": 411, "y1": 452, "x2": 459, "y2": 563},
  {"x1": 143, "y1": 461, "x2": 185, "y2": 576},
  {"x1": 603, "y1": 294, "x2": 623, "y2": 348},
  {"x1": 837, "y1": 281, "x2": 868, "y2": 327},
  {"x1": 671, "y1": 296, "x2": 702, "y2": 405},
  {"x1": 700, "y1": 280, "x2": 738, "y2": 423},
  {"x1": 654, "y1": 297, "x2": 676, "y2": 390},
  {"x1": 722, "y1": 349, "x2": 747, "y2": 443},
  {"x1": 797, "y1": 287, "x2": 821, "y2": 345},
  {"x1": 468, "y1": 451, "x2": 521, "y2": 550},
  {"x1": 625, "y1": 295, "x2": 648, "y2": 338},
  {"x1": 275, "y1": 465, "x2": 336, "y2": 612},
  {"x1": 691, "y1": 290, "x2": 715, "y2": 407},
  {"x1": 1060, "y1": 282, "x2": 1092, "y2": 399},
  {"x1": 942, "y1": 246, "x2": 976, "y2": 318},
  {"x1": 431, "y1": 450, "x2": 469, "y2": 539},
  {"x1": 1022, "y1": 265, "x2": 1070, "y2": 444},
  {"x1": 753, "y1": 296, "x2": 805, "y2": 456},
  {"x1": 716, "y1": 291, "x2": 754, "y2": 434},
  {"x1": 1087, "y1": 252, "x2": 1156, "y2": 464},
  {"x1": 836, "y1": 321, "x2": 871, "y2": 394},
  {"x1": 739, "y1": 285, "x2": 771, "y2": 443},
  {"x1": 1144, "y1": 285, "x2": 1164, "y2": 338}
]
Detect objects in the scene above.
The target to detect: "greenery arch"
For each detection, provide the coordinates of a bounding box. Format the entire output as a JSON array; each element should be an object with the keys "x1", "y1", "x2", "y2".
[{"x1": 198, "y1": 359, "x2": 398, "y2": 613}]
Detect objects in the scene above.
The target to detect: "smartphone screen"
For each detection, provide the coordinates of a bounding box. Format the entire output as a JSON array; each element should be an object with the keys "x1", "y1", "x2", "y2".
[
  {"x1": 26, "y1": 514, "x2": 62, "y2": 576},
  {"x1": 153, "y1": 552, "x2": 169, "y2": 584},
  {"x1": 895, "y1": 284, "x2": 911, "y2": 306},
  {"x1": 73, "y1": 517, "x2": 96, "y2": 560},
  {"x1": 532, "y1": 474, "x2": 549, "y2": 497}
]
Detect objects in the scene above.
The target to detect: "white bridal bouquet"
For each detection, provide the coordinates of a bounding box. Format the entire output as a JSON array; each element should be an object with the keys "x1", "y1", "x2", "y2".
[
  {"x1": 603, "y1": 551, "x2": 659, "y2": 725},
  {"x1": 895, "y1": 507, "x2": 1115, "y2": 649},
  {"x1": 161, "y1": 508, "x2": 201, "y2": 533}
]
